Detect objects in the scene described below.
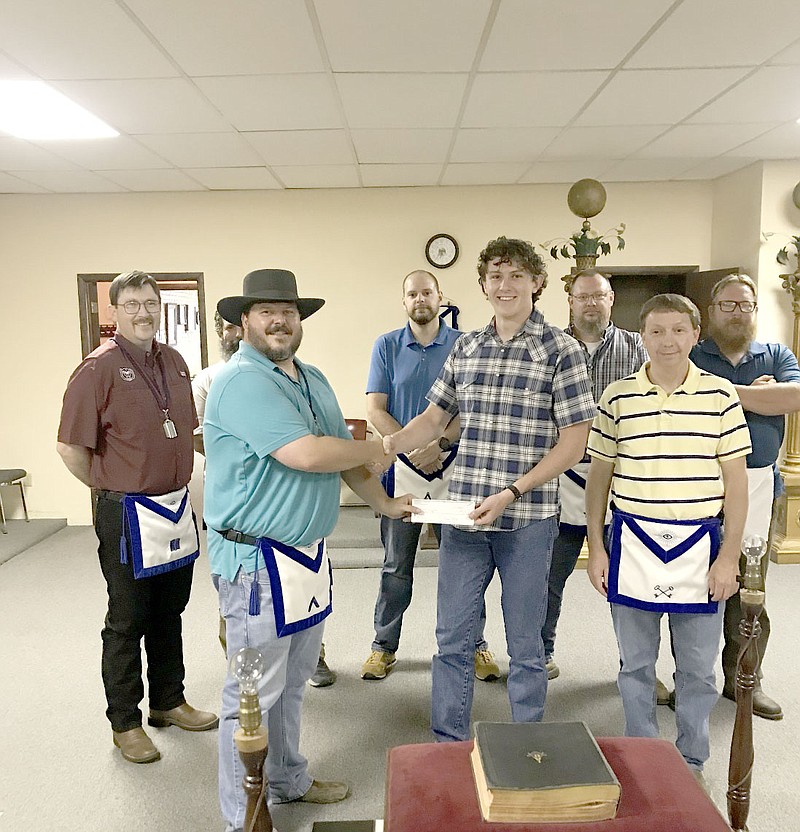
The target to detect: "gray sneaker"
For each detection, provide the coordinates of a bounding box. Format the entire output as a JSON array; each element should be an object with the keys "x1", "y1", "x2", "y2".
[
  {"x1": 546, "y1": 657, "x2": 560, "y2": 680},
  {"x1": 308, "y1": 644, "x2": 336, "y2": 687}
]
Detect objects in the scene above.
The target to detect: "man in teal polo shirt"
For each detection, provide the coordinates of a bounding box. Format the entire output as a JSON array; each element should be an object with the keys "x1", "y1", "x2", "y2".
[{"x1": 204, "y1": 269, "x2": 413, "y2": 832}]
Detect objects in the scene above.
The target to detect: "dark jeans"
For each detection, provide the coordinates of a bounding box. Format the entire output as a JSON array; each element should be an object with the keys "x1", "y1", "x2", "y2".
[
  {"x1": 722, "y1": 550, "x2": 771, "y2": 688},
  {"x1": 541, "y1": 524, "x2": 586, "y2": 659},
  {"x1": 95, "y1": 496, "x2": 194, "y2": 731},
  {"x1": 372, "y1": 516, "x2": 488, "y2": 654}
]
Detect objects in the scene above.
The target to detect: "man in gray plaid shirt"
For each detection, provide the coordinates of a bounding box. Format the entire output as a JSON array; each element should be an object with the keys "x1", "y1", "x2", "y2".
[
  {"x1": 384, "y1": 237, "x2": 595, "y2": 741},
  {"x1": 542, "y1": 270, "x2": 647, "y2": 683}
]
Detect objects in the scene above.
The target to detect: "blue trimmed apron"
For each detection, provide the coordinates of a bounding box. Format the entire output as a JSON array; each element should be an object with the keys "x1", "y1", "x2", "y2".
[
  {"x1": 607, "y1": 508, "x2": 721, "y2": 614},
  {"x1": 383, "y1": 447, "x2": 458, "y2": 500}
]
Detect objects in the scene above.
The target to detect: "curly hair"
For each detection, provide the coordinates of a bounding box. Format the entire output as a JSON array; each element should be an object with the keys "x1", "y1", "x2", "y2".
[{"x1": 477, "y1": 237, "x2": 548, "y2": 302}]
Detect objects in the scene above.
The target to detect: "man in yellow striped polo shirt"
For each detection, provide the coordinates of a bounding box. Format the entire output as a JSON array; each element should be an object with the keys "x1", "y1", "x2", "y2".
[{"x1": 585, "y1": 293, "x2": 750, "y2": 781}]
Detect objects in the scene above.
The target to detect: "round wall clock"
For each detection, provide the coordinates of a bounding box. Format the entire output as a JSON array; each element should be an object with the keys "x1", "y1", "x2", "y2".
[{"x1": 425, "y1": 233, "x2": 459, "y2": 269}]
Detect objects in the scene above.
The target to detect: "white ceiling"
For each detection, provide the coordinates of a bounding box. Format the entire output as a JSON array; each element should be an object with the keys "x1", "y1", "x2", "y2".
[{"x1": 1, "y1": 0, "x2": 799, "y2": 193}]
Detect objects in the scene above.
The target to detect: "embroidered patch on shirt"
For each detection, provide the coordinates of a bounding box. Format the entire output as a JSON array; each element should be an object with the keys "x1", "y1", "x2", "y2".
[{"x1": 119, "y1": 367, "x2": 136, "y2": 382}]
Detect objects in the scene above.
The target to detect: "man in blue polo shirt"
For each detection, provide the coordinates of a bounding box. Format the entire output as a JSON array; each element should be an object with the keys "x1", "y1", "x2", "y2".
[
  {"x1": 691, "y1": 273, "x2": 800, "y2": 721},
  {"x1": 361, "y1": 269, "x2": 498, "y2": 682},
  {"x1": 204, "y1": 269, "x2": 413, "y2": 832}
]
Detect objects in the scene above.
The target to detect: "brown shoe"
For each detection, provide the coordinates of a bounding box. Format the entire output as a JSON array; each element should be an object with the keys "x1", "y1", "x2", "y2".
[
  {"x1": 722, "y1": 685, "x2": 783, "y2": 720},
  {"x1": 113, "y1": 727, "x2": 161, "y2": 764},
  {"x1": 148, "y1": 702, "x2": 219, "y2": 731},
  {"x1": 656, "y1": 677, "x2": 671, "y2": 705},
  {"x1": 295, "y1": 779, "x2": 350, "y2": 804}
]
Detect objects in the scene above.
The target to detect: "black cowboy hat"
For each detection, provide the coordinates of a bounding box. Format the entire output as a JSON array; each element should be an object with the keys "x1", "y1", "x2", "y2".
[{"x1": 217, "y1": 269, "x2": 325, "y2": 324}]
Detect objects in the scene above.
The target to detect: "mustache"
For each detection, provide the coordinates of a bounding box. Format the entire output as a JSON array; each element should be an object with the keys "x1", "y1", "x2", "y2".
[{"x1": 268, "y1": 326, "x2": 291, "y2": 334}]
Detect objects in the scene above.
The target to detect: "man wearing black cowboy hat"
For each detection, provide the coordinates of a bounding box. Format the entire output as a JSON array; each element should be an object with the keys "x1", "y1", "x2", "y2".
[{"x1": 204, "y1": 269, "x2": 413, "y2": 829}]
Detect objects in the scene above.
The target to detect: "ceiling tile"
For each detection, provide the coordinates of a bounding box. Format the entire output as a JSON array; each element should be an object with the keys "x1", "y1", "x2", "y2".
[
  {"x1": 361, "y1": 164, "x2": 441, "y2": 187},
  {"x1": 770, "y1": 41, "x2": 800, "y2": 65},
  {"x1": 450, "y1": 127, "x2": 560, "y2": 163},
  {"x1": 628, "y1": 0, "x2": 800, "y2": 68},
  {"x1": 0, "y1": 171, "x2": 49, "y2": 192},
  {"x1": 463, "y1": 72, "x2": 607, "y2": 128},
  {"x1": 272, "y1": 165, "x2": 360, "y2": 189},
  {"x1": 352, "y1": 129, "x2": 452, "y2": 164},
  {"x1": 0, "y1": 138, "x2": 77, "y2": 170},
  {"x1": 675, "y1": 157, "x2": 758, "y2": 180},
  {"x1": 196, "y1": 75, "x2": 341, "y2": 131},
  {"x1": 54, "y1": 79, "x2": 232, "y2": 134},
  {"x1": 136, "y1": 132, "x2": 263, "y2": 168},
  {"x1": 441, "y1": 163, "x2": 529, "y2": 185},
  {"x1": 482, "y1": 0, "x2": 675, "y2": 71},
  {"x1": 17, "y1": 169, "x2": 127, "y2": 192},
  {"x1": 336, "y1": 74, "x2": 468, "y2": 128},
  {"x1": 125, "y1": 0, "x2": 323, "y2": 75},
  {"x1": 101, "y1": 169, "x2": 205, "y2": 191},
  {"x1": 316, "y1": 0, "x2": 491, "y2": 72},
  {"x1": 184, "y1": 167, "x2": 281, "y2": 190},
  {"x1": 576, "y1": 69, "x2": 749, "y2": 126},
  {"x1": 518, "y1": 160, "x2": 618, "y2": 184},
  {"x1": 540, "y1": 126, "x2": 666, "y2": 159},
  {"x1": 725, "y1": 122, "x2": 800, "y2": 158},
  {"x1": 603, "y1": 158, "x2": 703, "y2": 182},
  {"x1": 689, "y1": 66, "x2": 800, "y2": 124},
  {"x1": 0, "y1": 0, "x2": 179, "y2": 79},
  {"x1": 246, "y1": 130, "x2": 352, "y2": 166},
  {"x1": 635, "y1": 123, "x2": 780, "y2": 158},
  {"x1": 31, "y1": 136, "x2": 171, "y2": 170}
]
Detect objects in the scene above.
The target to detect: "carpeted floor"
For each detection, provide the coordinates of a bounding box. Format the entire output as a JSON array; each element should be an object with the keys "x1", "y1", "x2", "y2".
[{"x1": 2, "y1": 522, "x2": 799, "y2": 831}]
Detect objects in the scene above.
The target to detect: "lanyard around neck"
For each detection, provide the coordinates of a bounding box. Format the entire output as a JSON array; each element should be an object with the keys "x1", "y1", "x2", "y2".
[{"x1": 113, "y1": 336, "x2": 171, "y2": 414}]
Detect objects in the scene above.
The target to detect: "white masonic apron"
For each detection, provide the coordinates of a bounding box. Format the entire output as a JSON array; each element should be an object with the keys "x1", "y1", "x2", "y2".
[
  {"x1": 250, "y1": 537, "x2": 333, "y2": 637},
  {"x1": 383, "y1": 448, "x2": 458, "y2": 501},
  {"x1": 745, "y1": 466, "x2": 774, "y2": 541},
  {"x1": 607, "y1": 508, "x2": 721, "y2": 614},
  {"x1": 558, "y1": 462, "x2": 612, "y2": 528},
  {"x1": 121, "y1": 487, "x2": 199, "y2": 579}
]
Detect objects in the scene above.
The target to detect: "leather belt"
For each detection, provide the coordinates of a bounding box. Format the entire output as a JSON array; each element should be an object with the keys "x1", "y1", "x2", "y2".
[
  {"x1": 218, "y1": 529, "x2": 260, "y2": 546},
  {"x1": 96, "y1": 489, "x2": 126, "y2": 503}
]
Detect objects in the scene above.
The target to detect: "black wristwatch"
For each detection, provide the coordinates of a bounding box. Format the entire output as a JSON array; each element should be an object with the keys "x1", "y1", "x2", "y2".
[
  {"x1": 506, "y1": 484, "x2": 523, "y2": 501},
  {"x1": 438, "y1": 436, "x2": 453, "y2": 451}
]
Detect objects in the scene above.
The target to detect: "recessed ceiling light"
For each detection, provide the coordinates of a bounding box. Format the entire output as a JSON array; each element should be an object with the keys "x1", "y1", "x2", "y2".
[{"x1": 0, "y1": 80, "x2": 118, "y2": 140}]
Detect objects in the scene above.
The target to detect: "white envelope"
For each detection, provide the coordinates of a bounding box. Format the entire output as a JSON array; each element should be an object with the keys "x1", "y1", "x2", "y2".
[{"x1": 410, "y1": 498, "x2": 476, "y2": 526}]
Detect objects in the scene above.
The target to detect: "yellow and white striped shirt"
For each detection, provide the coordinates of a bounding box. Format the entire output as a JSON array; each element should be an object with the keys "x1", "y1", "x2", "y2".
[{"x1": 587, "y1": 361, "x2": 751, "y2": 520}]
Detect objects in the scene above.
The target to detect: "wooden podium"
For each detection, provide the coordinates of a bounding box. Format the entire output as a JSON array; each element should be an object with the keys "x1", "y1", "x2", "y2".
[{"x1": 385, "y1": 738, "x2": 730, "y2": 832}]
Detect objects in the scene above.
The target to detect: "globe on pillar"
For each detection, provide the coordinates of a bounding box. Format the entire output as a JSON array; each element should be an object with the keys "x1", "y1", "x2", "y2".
[
  {"x1": 567, "y1": 178, "x2": 607, "y2": 219},
  {"x1": 792, "y1": 180, "x2": 800, "y2": 210}
]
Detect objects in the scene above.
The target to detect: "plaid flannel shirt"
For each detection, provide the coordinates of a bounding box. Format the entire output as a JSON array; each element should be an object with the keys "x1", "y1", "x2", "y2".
[{"x1": 427, "y1": 308, "x2": 596, "y2": 531}]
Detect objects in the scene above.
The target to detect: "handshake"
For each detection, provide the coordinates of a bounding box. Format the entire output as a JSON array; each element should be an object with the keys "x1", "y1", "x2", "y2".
[{"x1": 365, "y1": 435, "x2": 397, "y2": 475}]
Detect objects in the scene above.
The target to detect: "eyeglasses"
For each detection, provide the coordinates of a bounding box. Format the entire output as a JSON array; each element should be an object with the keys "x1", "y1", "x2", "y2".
[
  {"x1": 571, "y1": 292, "x2": 611, "y2": 304},
  {"x1": 116, "y1": 300, "x2": 161, "y2": 315},
  {"x1": 714, "y1": 300, "x2": 756, "y2": 313}
]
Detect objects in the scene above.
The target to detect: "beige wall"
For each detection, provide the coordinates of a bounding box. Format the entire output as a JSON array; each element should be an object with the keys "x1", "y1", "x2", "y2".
[{"x1": 0, "y1": 177, "x2": 756, "y2": 525}]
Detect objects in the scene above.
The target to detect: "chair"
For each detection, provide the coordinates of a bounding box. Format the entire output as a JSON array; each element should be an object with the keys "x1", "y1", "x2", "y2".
[
  {"x1": 0, "y1": 469, "x2": 29, "y2": 534},
  {"x1": 345, "y1": 418, "x2": 370, "y2": 441}
]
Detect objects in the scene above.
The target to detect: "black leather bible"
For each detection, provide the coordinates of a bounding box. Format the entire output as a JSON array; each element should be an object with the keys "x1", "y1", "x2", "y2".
[{"x1": 471, "y1": 721, "x2": 620, "y2": 822}]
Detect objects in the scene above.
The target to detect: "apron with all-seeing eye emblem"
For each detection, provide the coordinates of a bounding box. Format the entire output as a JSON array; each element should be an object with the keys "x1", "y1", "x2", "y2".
[{"x1": 607, "y1": 507, "x2": 721, "y2": 614}]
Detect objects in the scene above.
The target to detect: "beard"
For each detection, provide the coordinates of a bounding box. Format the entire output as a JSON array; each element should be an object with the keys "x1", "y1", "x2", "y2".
[
  {"x1": 409, "y1": 305, "x2": 438, "y2": 325},
  {"x1": 709, "y1": 318, "x2": 755, "y2": 353},
  {"x1": 220, "y1": 338, "x2": 241, "y2": 361},
  {"x1": 250, "y1": 325, "x2": 303, "y2": 363},
  {"x1": 572, "y1": 310, "x2": 609, "y2": 342}
]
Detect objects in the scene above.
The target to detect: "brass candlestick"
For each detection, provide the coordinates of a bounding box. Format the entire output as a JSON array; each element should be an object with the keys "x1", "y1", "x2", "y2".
[
  {"x1": 230, "y1": 647, "x2": 272, "y2": 832},
  {"x1": 727, "y1": 534, "x2": 766, "y2": 832}
]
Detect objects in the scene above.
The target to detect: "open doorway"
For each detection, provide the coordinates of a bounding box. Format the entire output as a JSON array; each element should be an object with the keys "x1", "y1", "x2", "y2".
[{"x1": 77, "y1": 272, "x2": 208, "y2": 376}]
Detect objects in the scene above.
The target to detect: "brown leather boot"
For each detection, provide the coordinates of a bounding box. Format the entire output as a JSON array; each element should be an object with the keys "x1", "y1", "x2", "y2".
[
  {"x1": 112, "y1": 727, "x2": 161, "y2": 764},
  {"x1": 148, "y1": 702, "x2": 219, "y2": 731}
]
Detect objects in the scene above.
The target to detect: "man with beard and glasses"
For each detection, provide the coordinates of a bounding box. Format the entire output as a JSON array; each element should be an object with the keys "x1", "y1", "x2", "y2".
[
  {"x1": 361, "y1": 270, "x2": 499, "y2": 682},
  {"x1": 689, "y1": 273, "x2": 800, "y2": 721},
  {"x1": 384, "y1": 238, "x2": 595, "y2": 742},
  {"x1": 192, "y1": 311, "x2": 243, "y2": 456},
  {"x1": 57, "y1": 270, "x2": 217, "y2": 765},
  {"x1": 204, "y1": 269, "x2": 414, "y2": 830},
  {"x1": 542, "y1": 270, "x2": 647, "y2": 683}
]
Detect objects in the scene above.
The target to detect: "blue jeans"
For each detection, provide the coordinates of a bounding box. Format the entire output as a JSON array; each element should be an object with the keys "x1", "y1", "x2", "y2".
[
  {"x1": 541, "y1": 523, "x2": 585, "y2": 660},
  {"x1": 373, "y1": 516, "x2": 488, "y2": 654},
  {"x1": 215, "y1": 569, "x2": 323, "y2": 832},
  {"x1": 431, "y1": 518, "x2": 556, "y2": 742},
  {"x1": 611, "y1": 603, "x2": 724, "y2": 770}
]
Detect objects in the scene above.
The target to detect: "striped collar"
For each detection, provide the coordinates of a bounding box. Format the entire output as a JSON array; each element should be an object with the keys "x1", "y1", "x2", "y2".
[{"x1": 635, "y1": 359, "x2": 701, "y2": 395}]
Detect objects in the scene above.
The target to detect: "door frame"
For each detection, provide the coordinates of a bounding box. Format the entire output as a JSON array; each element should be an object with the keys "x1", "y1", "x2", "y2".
[{"x1": 76, "y1": 272, "x2": 208, "y2": 367}]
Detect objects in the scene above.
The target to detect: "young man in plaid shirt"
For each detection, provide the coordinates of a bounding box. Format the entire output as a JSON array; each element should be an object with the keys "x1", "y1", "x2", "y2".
[{"x1": 384, "y1": 237, "x2": 595, "y2": 741}]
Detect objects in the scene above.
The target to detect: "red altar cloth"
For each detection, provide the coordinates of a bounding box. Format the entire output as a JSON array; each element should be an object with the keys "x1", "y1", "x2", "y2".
[{"x1": 385, "y1": 737, "x2": 731, "y2": 831}]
